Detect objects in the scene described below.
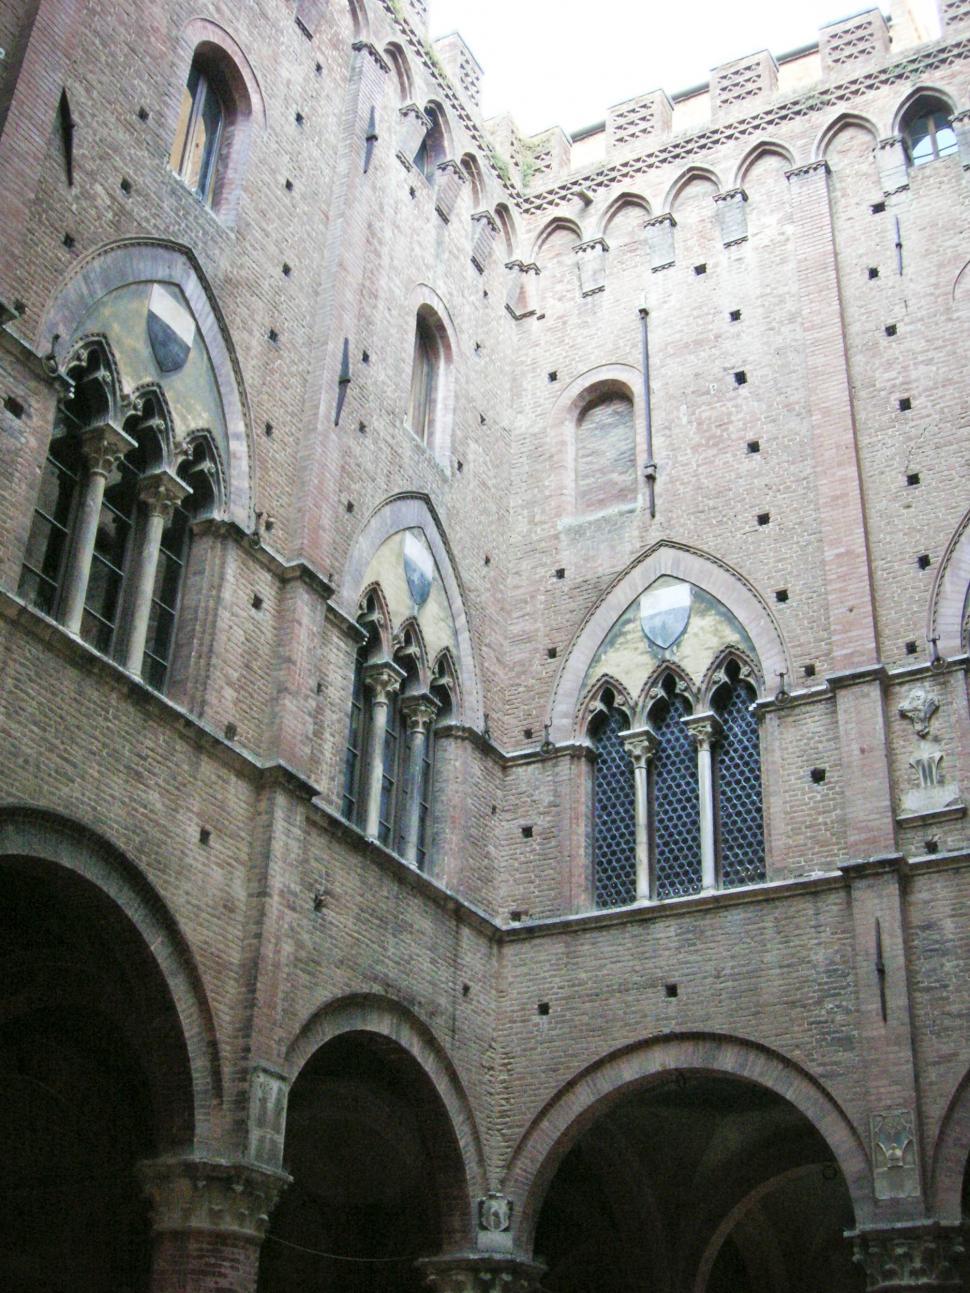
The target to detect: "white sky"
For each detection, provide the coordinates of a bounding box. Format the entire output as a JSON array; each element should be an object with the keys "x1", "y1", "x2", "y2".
[{"x1": 428, "y1": 0, "x2": 939, "y2": 135}]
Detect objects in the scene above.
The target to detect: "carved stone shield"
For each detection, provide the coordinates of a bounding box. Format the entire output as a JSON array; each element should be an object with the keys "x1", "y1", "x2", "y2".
[
  {"x1": 147, "y1": 283, "x2": 196, "y2": 374},
  {"x1": 640, "y1": 582, "x2": 692, "y2": 649},
  {"x1": 403, "y1": 531, "x2": 434, "y2": 607}
]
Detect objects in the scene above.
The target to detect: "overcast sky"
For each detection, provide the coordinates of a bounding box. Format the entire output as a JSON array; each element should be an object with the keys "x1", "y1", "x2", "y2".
[{"x1": 428, "y1": 0, "x2": 939, "y2": 135}]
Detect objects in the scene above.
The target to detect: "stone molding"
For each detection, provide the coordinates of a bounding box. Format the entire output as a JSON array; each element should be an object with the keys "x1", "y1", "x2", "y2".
[
  {"x1": 850, "y1": 1225, "x2": 965, "y2": 1290},
  {"x1": 351, "y1": 39, "x2": 390, "y2": 74},
  {"x1": 138, "y1": 1158, "x2": 290, "y2": 1240}
]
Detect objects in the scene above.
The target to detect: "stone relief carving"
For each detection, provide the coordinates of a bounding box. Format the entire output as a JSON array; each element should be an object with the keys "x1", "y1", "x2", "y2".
[
  {"x1": 478, "y1": 1192, "x2": 513, "y2": 1233},
  {"x1": 898, "y1": 686, "x2": 939, "y2": 738},
  {"x1": 870, "y1": 1109, "x2": 920, "y2": 1200},
  {"x1": 852, "y1": 1227, "x2": 965, "y2": 1288}
]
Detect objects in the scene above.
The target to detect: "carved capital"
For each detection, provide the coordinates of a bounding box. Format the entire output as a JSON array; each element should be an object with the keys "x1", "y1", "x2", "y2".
[
  {"x1": 684, "y1": 712, "x2": 722, "y2": 750},
  {"x1": 620, "y1": 726, "x2": 658, "y2": 767},
  {"x1": 574, "y1": 236, "x2": 609, "y2": 254},
  {"x1": 363, "y1": 659, "x2": 405, "y2": 703},
  {"x1": 138, "y1": 1158, "x2": 290, "y2": 1241},
  {"x1": 714, "y1": 187, "x2": 748, "y2": 205},
  {"x1": 851, "y1": 1225, "x2": 965, "y2": 1290},
  {"x1": 419, "y1": 1254, "x2": 546, "y2": 1293},
  {"x1": 644, "y1": 211, "x2": 676, "y2": 229},
  {"x1": 401, "y1": 692, "x2": 441, "y2": 733},
  {"x1": 80, "y1": 421, "x2": 137, "y2": 475},
  {"x1": 139, "y1": 468, "x2": 191, "y2": 518},
  {"x1": 785, "y1": 159, "x2": 831, "y2": 182}
]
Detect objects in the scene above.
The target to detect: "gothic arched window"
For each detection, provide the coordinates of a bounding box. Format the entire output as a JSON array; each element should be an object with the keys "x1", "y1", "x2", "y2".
[
  {"x1": 590, "y1": 693, "x2": 636, "y2": 909},
  {"x1": 900, "y1": 96, "x2": 957, "y2": 167},
  {"x1": 650, "y1": 676, "x2": 702, "y2": 900},
  {"x1": 170, "y1": 60, "x2": 226, "y2": 205},
  {"x1": 713, "y1": 662, "x2": 766, "y2": 888},
  {"x1": 408, "y1": 313, "x2": 440, "y2": 446}
]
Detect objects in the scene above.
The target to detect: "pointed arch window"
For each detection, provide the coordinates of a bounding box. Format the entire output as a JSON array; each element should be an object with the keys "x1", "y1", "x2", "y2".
[
  {"x1": 650, "y1": 677, "x2": 702, "y2": 900},
  {"x1": 590, "y1": 692, "x2": 637, "y2": 909},
  {"x1": 901, "y1": 97, "x2": 957, "y2": 167},
  {"x1": 407, "y1": 311, "x2": 441, "y2": 446},
  {"x1": 713, "y1": 662, "x2": 765, "y2": 888},
  {"x1": 18, "y1": 344, "x2": 222, "y2": 693}
]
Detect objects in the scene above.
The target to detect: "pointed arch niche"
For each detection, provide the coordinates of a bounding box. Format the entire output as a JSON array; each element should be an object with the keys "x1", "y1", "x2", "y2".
[{"x1": 549, "y1": 364, "x2": 645, "y2": 520}]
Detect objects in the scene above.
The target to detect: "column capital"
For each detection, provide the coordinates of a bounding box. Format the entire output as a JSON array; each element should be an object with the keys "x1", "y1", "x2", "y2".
[
  {"x1": 849, "y1": 1223, "x2": 965, "y2": 1291},
  {"x1": 401, "y1": 692, "x2": 441, "y2": 732},
  {"x1": 137, "y1": 1157, "x2": 290, "y2": 1241},
  {"x1": 620, "y1": 725, "x2": 658, "y2": 766},
  {"x1": 418, "y1": 1253, "x2": 546, "y2": 1293},
  {"x1": 363, "y1": 658, "x2": 406, "y2": 702},
  {"x1": 684, "y1": 711, "x2": 723, "y2": 749},
  {"x1": 79, "y1": 420, "x2": 137, "y2": 475},
  {"x1": 139, "y1": 467, "x2": 191, "y2": 517}
]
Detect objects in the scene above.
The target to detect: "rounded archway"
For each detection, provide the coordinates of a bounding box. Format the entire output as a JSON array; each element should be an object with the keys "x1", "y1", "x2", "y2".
[
  {"x1": 260, "y1": 1014, "x2": 476, "y2": 1293},
  {"x1": 0, "y1": 852, "x2": 198, "y2": 1292},
  {"x1": 532, "y1": 1071, "x2": 862, "y2": 1293}
]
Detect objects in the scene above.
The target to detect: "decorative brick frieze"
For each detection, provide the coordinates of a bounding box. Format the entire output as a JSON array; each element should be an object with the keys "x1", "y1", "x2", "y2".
[
  {"x1": 433, "y1": 32, "x2": 483, "y2": 110},
  {"x1": 607, "y1": 89, "x2": 673, "y2": 155},
  {"x1": 711, "y1": 50, "x2": 778, "y2": 120},
  {"x1": 820, "y1": 10, "x2": 890, "y2": 79},
  {"x1": 940, "y1": 0, "x2": 970, "y2": 32}
]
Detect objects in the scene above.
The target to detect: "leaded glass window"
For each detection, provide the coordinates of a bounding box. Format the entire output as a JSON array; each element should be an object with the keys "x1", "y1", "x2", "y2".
[
  {"x1": 342, "y1": 649, "x2": 367, "y2": 823},
  {"x1": 592, "y1": 701, "x2": 636, "y2": 909},
  {"x1": 18, "y1": 433, "x2": 82, "y2": 616},
  {"x1": 379, "y1": 691, "x2": 401, "y2": 848},
  {"x1": 651, "y1": 684, "x2": 702, "y2": 899},
  {"x1": 715, "y1": 672, "x2": 765, "y2": 888}
]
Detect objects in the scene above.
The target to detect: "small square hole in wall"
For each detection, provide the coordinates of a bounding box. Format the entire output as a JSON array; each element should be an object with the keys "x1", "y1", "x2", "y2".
[
  {"x1": 285, "y1": 178, "x2": 294, "y2": 192},
  {"x1": 917, "y1": 553, "x2": 931, "y2": 570},
  {"x1": 252, "y1": 593, "x2": 264, "y2": 610},
  {"x1": 63, "y1": 232, "x2": 75, "y2": 248},
  {"x1": 282, "y1": 263, "x2": 292, "y2": 277},
  {"x1": 734, "y1": 370, "x2": 747, "y2": 386},
  {"x1": 871, "y1": 200, "x2": 886, "y2": 214},
  {"x1": 224, "y1": 721, "x2": 238, "y2": 742},
  {"x1": 537, "y1": 1001, "x2": 550, "y2": 1016},
  {"x1": 757, "y1": 512, "x2": 770, "y2": 527},
  {"x1": 479, "y1": 412, "x2": 487, "y2": 425},
  {"x1": 898, "y1": 397, "x2": 912, "y2": 412},
  {"x1": 120, "y1": 177, "x2": 132, "y2": 195},
  {"x1": 521, "y1": 825, "x2": 533, "y2": 839},
  {"x1": 4, "y1": 395, "x2": 25, "y2": 419},
  {"x1": 315, "y1": 61, "x2": 323, "y2": 75},
  {"x1": 810, "y1": 767, "x2": 827, "y2": 784},
  {"x1": 346, "y1": 500, "x2": 354, "y2": 513},
  {"x1": 729, "y1": 308, "x2": 742, "y2": 322},
  {"x1": 456, "y1": 459, "x2": 463, "y2": 473},
  {"x1": 775, "y1": 588, "x2": 789, "y2": 603},
  {"x1": 474, "y1": 341, "x2": 481, "y2": 353},
  {"x1": 268, "y1": 328, "x2": 279, "y2": 345},
  {"x1": 664, "y1": 983, "x2": 679, "y2": 999},
  {"x1": 358, "y1": 421, "x2": 367, "y2": 434},
  {"x1": 524, "y1": 728, "x2": 533, "y2": 740},
  {"x1": 361, "y1": 350, "x2": 369, "y2": 364},
  {"x1": 555, "y1": 567, "x2": 565, "y2": 580},
  {"x1": 905, "y1": 640, "x2": 919, "y2": 655},
  {"x1": 548, "y1": 371, "x2": 558, "y2": 382},
  {"x1": 746, "y1": 439, "x2": 760, "y2": 454},
  {"x1": 462, "y1": 983, "x2": 470, "y2": 998},
  {"x1": 906, "y1": 472, "x2": 921, "y2": 486},
  {"x1": 484, "y1": 554, "x2": 491, "y2": 566},
  {"x1": 295, "y1": 111, "x2": 305, "y2": 126},
  {"x1": 264, "y1": 422, "x2": 273, "y2": 438},
  {"x1": 803, "y1": 663, "x2": 816, "y2": 678},
  {"x1": 924, "y1": 838, "x2": 939, "y2": 854},
  {"x1": 137, "y1": 106, "x2": 149, "y2": 122},
  {"x1": 547, "y1": 647, "x2": 557, "y2": 659},
  {"x1": 885, "y1": 323, "x2": 897, "y2": 337},
  {"x1": 483, "y1": 288, "x2": 489, "y2": 299},
  {"x1": 868, "y1": 266, "x2": 879, "y2": 279},
  {"x1": 199, "y1": 828, "x2": 211, "y2": 846},
  {"x1": 694, "y1": 263, "x2": 707, "y2": 276}
]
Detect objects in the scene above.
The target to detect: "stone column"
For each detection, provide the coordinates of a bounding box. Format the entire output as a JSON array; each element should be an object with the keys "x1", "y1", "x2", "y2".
[
  {"x1": 418, "y1": 1253, "x2": 546, "y2": 1293},
  {"x1": 363, "y1": 660, "x2": 405, "y2": 839},
  {"x1": 399, "y1": 693, "x2": 440, "y2": 866},
  {"x1": 124, "y1": 469, "x2": 190, "y2": 675},
  {"x1": 621, "y1": 727, "x2": 658, "y2": 901},
  {"x1": 60, "y1": 421, "x2": 137, "y2": 634},
  {"x1": 685, "y1": 713, "x2": 722, "y2": 891},
  {"x1": 139, "y1": 1157, "x2": 289, "y2": 1293},
  {"x1": 850, "y1": 1224, "x2": 965, "y2": 1291}
]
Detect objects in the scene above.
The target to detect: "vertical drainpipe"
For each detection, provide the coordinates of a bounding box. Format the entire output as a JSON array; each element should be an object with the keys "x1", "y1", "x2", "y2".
[{"x1": 638, "y1": 307, "x2": 657, "y2": 518}]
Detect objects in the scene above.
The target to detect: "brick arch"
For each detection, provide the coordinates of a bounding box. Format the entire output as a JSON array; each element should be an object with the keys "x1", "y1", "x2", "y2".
[
  {"x1": 35, "y1": 237, "x2": 255, "y2": 529},
  {"x1": 597, "y1": 191, "x2": 652, "y2": 241},
  {"x1": 664, "y1": 165, "x2": 722, "y2": 214},
  {"x1": 929, "y1": 1063, "x2": 970, "y2": 1222},
  {"x1": 734, "y1": 141, "x2": 796, "y2": 189},
  {"x1": 929, "y1": 504, "x2": 970, "y2": 655},
  {"x1": 548, "y1": 542, "x2": 790, "y2": 743},
  {"x1": 334, "y1": 492, "x2": 483, "y2": 726},
  {"x1": 813, "y1": 112, "x2": 879, "y2": 162},
  {"x1": 547, "y1": 363, "x2": 644, "y2": 519},
  {"x1": 503, "y1": 1032, "x2": 873, "y2": 1252},
  {"x1": 531, "y1": 216, "x2": 584, "y2": 263},
  {"x1": 285, "y1": 992, "x2": 487, "y2": 1245},
  {"x1": 0, "y1": 803, "x2": 223, "y2": 1150},
  {"x1": 892, "y1": 84, "x2": 958, "y2": 139}
]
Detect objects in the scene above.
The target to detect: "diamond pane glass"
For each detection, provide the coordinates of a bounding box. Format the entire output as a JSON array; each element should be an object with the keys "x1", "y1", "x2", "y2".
[
  {"x1": 341, "y1": 651, "x2": 366, "y2": 822},
  {"x1": 716, "y1": 680, "x2": 765, "y2": 888},
  {"x1": 652, "y1": 693, "x2": 701, "y2": 898},
  {"x1": 593, "y1": 707, "x2": 636, "y2": 909}
]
